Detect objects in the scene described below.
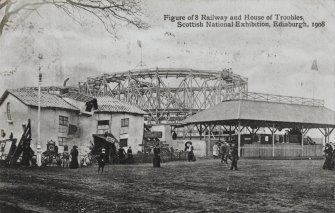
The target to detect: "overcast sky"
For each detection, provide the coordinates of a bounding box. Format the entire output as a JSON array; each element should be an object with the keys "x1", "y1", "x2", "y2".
[{"x1": 0, "y1": 0, "x2": 335, "y2": 110}]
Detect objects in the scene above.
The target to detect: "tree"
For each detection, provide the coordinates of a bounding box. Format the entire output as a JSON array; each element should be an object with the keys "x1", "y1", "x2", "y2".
[{"x1": 0, "y1": 0, "x2": 148, "y2": 37}]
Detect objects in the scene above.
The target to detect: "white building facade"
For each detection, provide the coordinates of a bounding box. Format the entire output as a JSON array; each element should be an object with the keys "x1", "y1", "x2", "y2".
[{"x1": 0, "y1": 88, "x2": 146, "y2": 159}]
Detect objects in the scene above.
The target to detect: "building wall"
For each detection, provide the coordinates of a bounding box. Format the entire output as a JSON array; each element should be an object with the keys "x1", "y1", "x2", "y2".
[
  {"x1": 26, "y1": 108, "x2": 80, "y2": 153},
  {"x1": 110, "y1": 113, "x2": 144, "y2": 154},
  {"x1": 0, "y1": 94, "x2": 145, "y2": 157},
  {"x1": 168, "y1": 139, "x2": 207, "y2": 157},
  {"x1": 0, "y1": 94, "x2": 80, "y2": 153},
  {"x1": 151, "y1": 124, "x2": 173, "y2": 143},
  {"x1": 79, "y1": 112, "x2": 144, "y2": 154},
  {"x1": 0, "y1": 94, "x2": 30, "y2": 143}
]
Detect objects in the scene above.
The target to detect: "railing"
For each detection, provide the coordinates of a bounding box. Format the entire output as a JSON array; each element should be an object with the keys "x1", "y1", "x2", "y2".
[
  {"x1": 227, "y1": 92, "x2": 324, "y2": 107},
  {"x1": 241, "y1": 144, "x2": 324, "y2": 158}
]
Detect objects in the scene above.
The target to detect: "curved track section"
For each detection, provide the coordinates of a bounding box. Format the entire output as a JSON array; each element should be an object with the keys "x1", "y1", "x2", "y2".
[{"x1": 79, "y1": 68, "x2": 248, "y2": 123}]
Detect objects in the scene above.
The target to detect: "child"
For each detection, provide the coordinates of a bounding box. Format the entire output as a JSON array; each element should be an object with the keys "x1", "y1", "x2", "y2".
[{"x1": 98, "y1": 148, "x2": 106, "y2": 174}]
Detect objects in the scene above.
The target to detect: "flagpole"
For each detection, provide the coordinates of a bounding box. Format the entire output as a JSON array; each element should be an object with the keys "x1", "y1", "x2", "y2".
[
  {"x1": 136, "y1": 40, "x2": 145, "y2": 68},
  {"x1": 141, "y1": 45, "x2": 143, "y2": 67},
  {"x1": 313, "y1": 66, "x2": 316, "y2": 100},
  {"x1": 311, "y1": 59, "x2": 318, "y2": 100},
  {"x1": 37, "y1": 54, "x2": 43, "y2": 167}
]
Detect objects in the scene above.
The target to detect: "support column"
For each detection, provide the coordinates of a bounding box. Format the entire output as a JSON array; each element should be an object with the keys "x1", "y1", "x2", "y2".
[
  {"x1": 218, "y1": 125, "x2": 221, "y2": 141},
  {"x1": 199, "y1": 125, "x2": 203, "y2": 140},
  {"x1": 272, "y1": 123, "x2": 275, "y2": 158},
  {"x1": 207, "y1": 125, "x2": 211, "y2": 157},
  {"x1": 237, "y1": 121, "x2": 241, "y2": 157},
  {"x1": 267, "y1": 123, "x2": 277, "y2": 158},
  {"x1": 318, "y1": 128, "x2": 326, "y2": 146},
  {"x1": 318, "y1": 128, "x2": 334, "y2": 146},
  {"x1": 300, "y1": 127, "x2": 310, "y2": 157},
  {"x1": 301, "y1": 125, "x2": 304, "y2": 157}
]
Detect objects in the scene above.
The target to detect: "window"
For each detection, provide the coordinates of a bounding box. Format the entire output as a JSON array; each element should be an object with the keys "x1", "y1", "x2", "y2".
[
  {"x1": 6, "y1": 102, "x2": 11, "y2": 120},
  {"x1": 98, "y1": 120, "x2": 109, "y2": 126},
  {"x1": 121, "y1": 118, "x2": 129, "y2": 127},
  {"x1": 59, "y1": 116, "x2": 68, "y2": 126},
  {"x1": 59, "y1": 116, "x2": 68, "y2": 133},
  {"x1": 0, "y1": 143, "x2": 5, "y2": 152},
  {"x1": 120, "y1": 138, "x2": 128, "y2": 147},
  {"x1": 58, "y1": 137, "x2": 67, "y2": 146},
  {"x1": 97, "y1": 120, "x2": 110, "y2": 134}
]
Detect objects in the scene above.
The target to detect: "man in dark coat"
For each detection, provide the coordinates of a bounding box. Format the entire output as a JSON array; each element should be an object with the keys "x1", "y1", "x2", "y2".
[
  {"x1": 118, "y1": 147, "x2": 126, "y2": 164},
  {"x1": 98, "y1": 148, "x2": 106, "y2": 174},
  {"x1": 127, "y1": 146, "x2": 134, "y2": 163},
  {"x1": 21, "y1": 139, "x2": 32, "y2": 167},
  {"x1": 153, "y1": 144, "x2": 161, "y2": 167},
  {"x1": 69, "y1": 145, "x2": 79, "y2": 169},
  {"x1": 220, "y1": 142, "x2": 229, "y2": 164},
  {"x1": 230, "y1": 144, "x2": 239, "y2": 170}
]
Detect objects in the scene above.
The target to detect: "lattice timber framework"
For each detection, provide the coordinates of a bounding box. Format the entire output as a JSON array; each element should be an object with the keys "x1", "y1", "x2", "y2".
[{"x1": 78, "y1": 68, "x2": 248, "y2": 123}]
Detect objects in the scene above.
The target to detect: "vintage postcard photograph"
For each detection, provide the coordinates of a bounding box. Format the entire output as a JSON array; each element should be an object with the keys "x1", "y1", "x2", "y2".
[{"x1": 0, "y1": 0, "x2": 335, "y2": 212}]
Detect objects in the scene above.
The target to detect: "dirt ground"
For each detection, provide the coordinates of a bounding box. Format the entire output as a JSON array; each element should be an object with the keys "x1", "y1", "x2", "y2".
[{"x1": 0, "y1": 159, "x2": 334, "y2": 213}]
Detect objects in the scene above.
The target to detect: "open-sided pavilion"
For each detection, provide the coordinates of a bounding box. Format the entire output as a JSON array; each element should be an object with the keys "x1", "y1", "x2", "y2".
[{"x1": 182, "y1": 94, "x2": 335, "y2": 157}]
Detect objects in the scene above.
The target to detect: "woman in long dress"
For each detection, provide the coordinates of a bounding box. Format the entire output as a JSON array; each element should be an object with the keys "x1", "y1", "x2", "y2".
[
  {"x1": 189, "y1": 145, "x2": 196, "y2": 162},
  {"x1": 69, "y1": 146, "x2": 79, "y2": 169},
  {"x1": 323, "y1": 143, "x2": 333, "y2": 170}
]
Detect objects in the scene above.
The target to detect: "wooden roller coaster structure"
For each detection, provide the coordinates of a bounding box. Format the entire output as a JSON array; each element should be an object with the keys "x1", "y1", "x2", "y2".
[{"x1": 78, "y1": 68, "x2": 248, "y2": 124}]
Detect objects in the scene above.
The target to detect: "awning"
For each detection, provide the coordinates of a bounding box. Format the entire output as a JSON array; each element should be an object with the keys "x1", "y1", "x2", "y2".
[{"x1": 92, "y1": 133, "x2": 119, "y2": 144}]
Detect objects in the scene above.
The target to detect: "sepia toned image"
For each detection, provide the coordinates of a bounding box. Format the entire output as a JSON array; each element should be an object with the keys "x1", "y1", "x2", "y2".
[{"x1": 0, "y1": 0, "x2": 335, "y2": 212}]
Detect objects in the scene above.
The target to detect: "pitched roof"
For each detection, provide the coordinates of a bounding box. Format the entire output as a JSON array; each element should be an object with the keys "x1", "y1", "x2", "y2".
[
  {"x1": 0, "y1": 88, "x2": 79, "y2": 111},
  {"x1": 62, "y1": 92, "x2": 95, "y2": 102},
  {"x1": 183, "y1": 99, "x2": 335, "y2": 127},
  {"x1": 96, "y1": 96, "x2": 146, "y2": 115}
]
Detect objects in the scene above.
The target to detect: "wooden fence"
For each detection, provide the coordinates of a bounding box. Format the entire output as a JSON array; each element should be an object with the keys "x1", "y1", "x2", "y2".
[
  {"x1": 241, "y1": 144, "x2": 324, "y2": 158},
  {"x1": 133, "y1": 151, "x2": 188, "y2": 163}
]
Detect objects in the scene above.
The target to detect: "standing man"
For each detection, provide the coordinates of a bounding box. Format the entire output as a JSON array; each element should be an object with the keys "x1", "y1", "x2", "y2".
[
  {"x1": 127, "y1": 146, "x2": 134, "y2": 163},
  {"x1": 62, "y1": 145, "x2": 70, "y2": 168},
  {"x1": 230, "y1": 144, "x2": 239, "y2": 170},
  {"x1": 153, "y1": 143, "x2": 161, "y2": 167},
  {"x1": 98, "y1": 148, "x2": 106, "y2": 174},
  {"x1": 220, "y1": 142, "x2": 226, "y2": 163},
  {"x1": 118, "y1": 147, "x2": 126, "y2": 164}
]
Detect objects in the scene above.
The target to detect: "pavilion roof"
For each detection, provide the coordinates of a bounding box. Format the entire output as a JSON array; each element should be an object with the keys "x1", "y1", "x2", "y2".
[{"x1": 183, "y1": 100, "x2": 335, "y2": 128}]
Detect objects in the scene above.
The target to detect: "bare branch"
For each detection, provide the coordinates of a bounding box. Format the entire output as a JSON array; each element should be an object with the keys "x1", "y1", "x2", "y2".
[
  {"x1": 0, "y1": 0, "x2": 12, "y2": 36},
  {"x1": 0, "y1": 0, "x2": 148, "y2": 38},
  {"x1": 0, "y1": 0, "x2": 9, "y2": 11}
]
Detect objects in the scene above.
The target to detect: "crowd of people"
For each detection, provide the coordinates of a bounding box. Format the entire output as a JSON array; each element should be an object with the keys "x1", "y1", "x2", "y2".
[
  {"x1": 53, "y1": 138, "x2": 243, "y2": 172},
  {"x1": 63, "y1": 140, "x2": 335, "y2": 173},
  {"x1": 57, "y1": 138, "x2": 242, "y2": 172},
  {"x1": 213, "y1": 141, "x2": 239, "y2": 170}
]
